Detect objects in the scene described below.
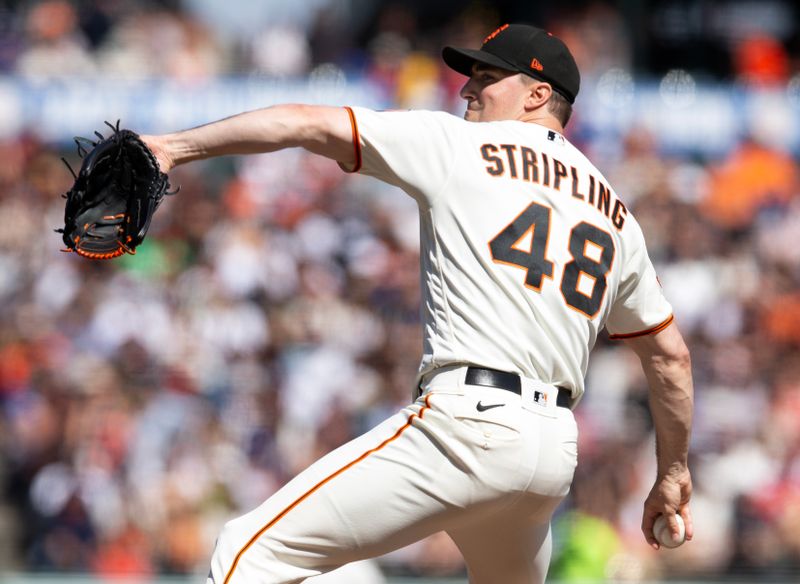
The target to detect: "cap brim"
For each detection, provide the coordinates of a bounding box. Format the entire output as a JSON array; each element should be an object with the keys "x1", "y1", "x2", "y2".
[{"x1": 442, "y1": 46, "x2": 517, "y2": 76}]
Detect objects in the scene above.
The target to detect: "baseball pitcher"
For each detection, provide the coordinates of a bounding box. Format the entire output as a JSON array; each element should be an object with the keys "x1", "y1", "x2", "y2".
[{"x1": 141, "y1": 23, "x2": 694, "y2": 584}]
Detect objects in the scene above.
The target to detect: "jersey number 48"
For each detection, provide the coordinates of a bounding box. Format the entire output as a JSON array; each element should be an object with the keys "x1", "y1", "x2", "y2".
[{"x1": 489, "y1": 202, "x2": 615, "y2": 318}]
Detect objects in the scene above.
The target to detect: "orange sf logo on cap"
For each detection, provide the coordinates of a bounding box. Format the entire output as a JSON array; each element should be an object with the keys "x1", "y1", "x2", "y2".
[
  {"x1": 483, "y1": 23, "x2": 509, "y2": 45},
  {"x1": 530, "y1": 58, "x2": 543, "y2": 71}
]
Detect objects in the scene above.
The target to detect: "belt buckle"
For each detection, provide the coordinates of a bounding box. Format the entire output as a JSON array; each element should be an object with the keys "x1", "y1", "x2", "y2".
[{"x1": 520, "y1": 379, "x2": 558, "y2": 417}]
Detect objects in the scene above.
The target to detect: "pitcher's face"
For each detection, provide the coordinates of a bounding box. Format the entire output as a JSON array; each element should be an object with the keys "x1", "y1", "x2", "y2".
[{"x1": 459, "y1": 64, "x2": 530, "y2": 123}]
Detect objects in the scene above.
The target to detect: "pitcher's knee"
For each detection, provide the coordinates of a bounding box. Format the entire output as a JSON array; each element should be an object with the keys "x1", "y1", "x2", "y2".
[
  {"x1": 216, "y1": 514, "x2": 260, "y2": 560},
  {"x1": 213, "y1": 515, "x2": 288, "y2": 574}
]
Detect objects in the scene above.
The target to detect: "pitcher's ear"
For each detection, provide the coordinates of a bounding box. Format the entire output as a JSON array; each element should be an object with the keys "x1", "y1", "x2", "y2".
[{"x1": 525, "y1": 81, "x2": 553, "y2": 111}]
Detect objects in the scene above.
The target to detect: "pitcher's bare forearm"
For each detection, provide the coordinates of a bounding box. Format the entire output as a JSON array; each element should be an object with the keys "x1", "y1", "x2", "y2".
[
  {"x1": 624, "y1": 322, "x2": 694, "y2": 548},
  {"x1": 625, "y1": 322, "x2": 693, "y2": 475},
  {"x1": 143, "y1": 105, "x2": 356, "y2": 172}
]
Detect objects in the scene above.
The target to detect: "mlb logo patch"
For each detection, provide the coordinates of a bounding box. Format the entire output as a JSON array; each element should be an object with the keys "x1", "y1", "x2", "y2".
[{"x1": 521, "y1": 384, "x2": 556, "y2": 416}]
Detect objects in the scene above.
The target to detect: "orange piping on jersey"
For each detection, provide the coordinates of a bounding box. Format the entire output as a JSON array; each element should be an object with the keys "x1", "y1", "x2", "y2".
[
  {"x1": 222, "y1": 394, "x2": 433, "y2": 584},
  {"x1": 343, "y1": 106, "x2": 362, "y2": 173},
  {"x1": 608, "y1": 314, "x2": 675, "y2": 340},
  {"x1": 418, "y1": 394, "x2": 431, "y2": 418}
]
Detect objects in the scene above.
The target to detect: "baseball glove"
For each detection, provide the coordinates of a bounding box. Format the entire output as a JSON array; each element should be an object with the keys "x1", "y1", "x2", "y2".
[{"x1": 57, "y1": 121, "x2": 175, "y2": 259}]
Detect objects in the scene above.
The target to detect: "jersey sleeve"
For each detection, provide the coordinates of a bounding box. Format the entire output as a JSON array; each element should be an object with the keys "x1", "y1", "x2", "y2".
[
  {"x1": 342, "y1": 107, "x2": 460, "y2": 207},
  {"x1": 606, "y1": 221, "x2": 674, "y2": 340}
]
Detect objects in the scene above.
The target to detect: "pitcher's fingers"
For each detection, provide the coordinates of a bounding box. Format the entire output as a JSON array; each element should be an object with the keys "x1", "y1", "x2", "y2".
[
  {"x1": 666, "y1": 512, "x2": 683, "y2": 540},
  {"x1": 641, "y1": 511, "x2": 660, "y2": 550},
  {"x1": 679, "y1": 505, "x2": 694, "y2": 541}
]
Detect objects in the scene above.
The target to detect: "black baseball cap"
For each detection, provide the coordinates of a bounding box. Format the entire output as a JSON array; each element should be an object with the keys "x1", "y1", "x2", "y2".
[{"x1": 442, "y1": 24, "x2": 580, "y2": 104}]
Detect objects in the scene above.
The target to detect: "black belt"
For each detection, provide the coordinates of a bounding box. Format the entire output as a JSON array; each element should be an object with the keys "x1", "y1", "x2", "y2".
[{"x1": 465, "y1": 366, "x2": 572, "y2": 409}]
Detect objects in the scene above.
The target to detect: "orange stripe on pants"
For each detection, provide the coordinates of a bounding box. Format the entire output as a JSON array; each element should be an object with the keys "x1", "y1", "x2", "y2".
[{"x1": 222, "y1": 394, "x2": 432, "y2": 584}]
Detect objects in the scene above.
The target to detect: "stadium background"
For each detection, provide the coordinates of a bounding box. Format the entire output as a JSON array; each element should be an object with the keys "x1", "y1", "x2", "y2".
[{"x1": 1, "y1": 0, "x2": 800, "y2": 582}]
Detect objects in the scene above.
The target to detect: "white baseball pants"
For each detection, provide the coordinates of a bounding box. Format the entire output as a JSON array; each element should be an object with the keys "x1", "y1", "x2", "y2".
[{"x1": 208, "y1": 366, "x2": 578, "y2": 584}]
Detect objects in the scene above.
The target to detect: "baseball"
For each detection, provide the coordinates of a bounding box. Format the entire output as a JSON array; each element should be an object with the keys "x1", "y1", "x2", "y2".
[{"x1": 653, "y1": 513, "x2": 686, "y2": 548}]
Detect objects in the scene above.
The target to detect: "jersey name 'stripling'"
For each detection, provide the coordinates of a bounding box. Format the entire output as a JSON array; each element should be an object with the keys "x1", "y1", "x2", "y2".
[{"x1": 347, "y1": 107, "x2": 673, "y2": 403}]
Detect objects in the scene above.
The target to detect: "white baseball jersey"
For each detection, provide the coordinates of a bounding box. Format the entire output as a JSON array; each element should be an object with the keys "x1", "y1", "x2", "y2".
[
  {"x1": 207, "y1": 107, "x2": 675, "y2": 584},
  {"x1": 345, "y1": 107, "x2": 673, "y2": 400}
]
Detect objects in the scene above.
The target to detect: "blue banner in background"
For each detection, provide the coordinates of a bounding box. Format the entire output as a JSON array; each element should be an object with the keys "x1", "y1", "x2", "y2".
[
  {"x1": 577, "y1": 78, "x2": 800, "y2": 158},
  {"x1": 0, "y1": 76, "x2": 387, "y2": 143},
  {"x1": 0, "y1": 75, "x2": 798, "y2": 157}
]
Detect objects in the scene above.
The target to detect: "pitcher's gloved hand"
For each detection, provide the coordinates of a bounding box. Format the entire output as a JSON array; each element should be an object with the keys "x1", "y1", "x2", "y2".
[{"x1": 58, "y1": 121, "x2": 176, "y2": 259}]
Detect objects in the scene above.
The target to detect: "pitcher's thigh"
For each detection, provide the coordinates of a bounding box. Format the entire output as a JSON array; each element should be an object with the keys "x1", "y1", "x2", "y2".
[
  {"x1": 447, "y1": 494, "x2": 562, "y2": 584},
  {"x1": 210, "y1": 407, "x2": 458, "y2": 584}
]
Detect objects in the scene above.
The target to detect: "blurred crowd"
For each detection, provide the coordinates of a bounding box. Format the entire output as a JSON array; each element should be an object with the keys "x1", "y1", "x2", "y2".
[{"x1": 1, "y1": 0, "x2": 800, "y2": 582}]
